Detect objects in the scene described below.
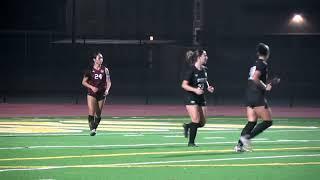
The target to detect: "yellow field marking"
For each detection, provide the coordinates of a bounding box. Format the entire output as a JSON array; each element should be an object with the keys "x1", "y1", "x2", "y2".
[
  {"x1": 0, "y1": 127, "x2": 81, "y2": 133},
  {"x1": 62, "y1": 121, "x2": 239, "y2": 130},
  {"x1": 60, "y1": 120, "x2": 319, "y2": 129},
  {"x1": 1, "y1": 146, "x2": 320, "y2": 162},
  {"x1": 61, "y1": 120, "x2": 183, "y2": 126},
  {"x1": 0, "y1": 122, "x2": 234, "y2": 134},
  {"x1": 0, "y1": 165, "x2": 52, "y2": 169},
  {"x1": 98, "y1": 128, "x2": 169, "y2": 132},
  {"x1": 0, "y1": 122, "x2": 62, "y2": 125},
  {"x1": 96, "y1": 126, "x2": 230, "y2": 131},
  {"x1": 1, "y1": 123, "x2": 311, "y2": 134},
  {"x1": 1, "y1": 119, "x2": 316, "y2": 133}
]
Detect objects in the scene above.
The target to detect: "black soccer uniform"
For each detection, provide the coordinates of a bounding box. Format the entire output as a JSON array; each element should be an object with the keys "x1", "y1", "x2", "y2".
[
  {"x1": 245, "y1": 59, "x2": 269, "y2": 108},
  {"x1": 183, "y1": 66, "x2": 208, "y2": 106}
]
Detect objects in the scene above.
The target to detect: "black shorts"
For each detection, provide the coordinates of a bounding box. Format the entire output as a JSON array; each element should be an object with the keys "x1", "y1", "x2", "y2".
[
  {"x1": 88, "y1": 92, "x2": 106, "y2": 101},
  {"x1": 184, "y1": 94, "x2": 206, "y2": 106},
  {"x1": 245, "y1": 82, "x2": 268, "y2": 108}
]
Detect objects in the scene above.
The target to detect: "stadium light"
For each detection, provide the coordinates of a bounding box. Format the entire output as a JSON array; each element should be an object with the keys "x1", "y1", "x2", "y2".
[{"x1": 290, "y1": 14, "x2": 304, "y2": 25}]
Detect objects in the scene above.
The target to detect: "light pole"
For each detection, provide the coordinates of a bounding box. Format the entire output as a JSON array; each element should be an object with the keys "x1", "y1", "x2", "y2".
[
  {"x1": 288, "y1": 13, "x2": 306, "y2": 107},
  {"x1": 145, "y1": 35, "x2": 154, "y2": 105}
]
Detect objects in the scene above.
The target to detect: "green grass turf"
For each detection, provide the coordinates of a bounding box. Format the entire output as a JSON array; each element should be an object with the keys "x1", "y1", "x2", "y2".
[{"x1": 0, "y1": 116, "x2": 320, "y2": 179}]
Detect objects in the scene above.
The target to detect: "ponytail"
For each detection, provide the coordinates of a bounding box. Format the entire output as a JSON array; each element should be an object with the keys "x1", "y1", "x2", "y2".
[
  {"x1": 185, "y1": 50, "x2": 195, "y2": 65},
  {"x1": 185, "y1": 49, "x2": 205, "y2": 65}
]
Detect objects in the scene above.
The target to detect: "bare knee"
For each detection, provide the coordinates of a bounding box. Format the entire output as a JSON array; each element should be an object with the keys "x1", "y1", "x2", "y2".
[{"x1": 247, "y1": 107, "x2": 257, "y2": 122}]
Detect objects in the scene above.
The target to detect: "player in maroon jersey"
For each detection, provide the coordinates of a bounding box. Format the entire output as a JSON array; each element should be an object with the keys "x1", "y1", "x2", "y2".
[{"x1": 82, "y1": 52, "x2": 111, "y2": 136}]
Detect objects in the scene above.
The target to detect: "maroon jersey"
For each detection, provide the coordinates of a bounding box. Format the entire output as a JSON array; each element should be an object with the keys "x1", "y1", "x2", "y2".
[{"x1": 84, "y1": 65, "x2": 108, "y2": 95}]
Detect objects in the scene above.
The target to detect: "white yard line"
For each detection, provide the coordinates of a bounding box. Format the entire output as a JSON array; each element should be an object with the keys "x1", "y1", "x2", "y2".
[
  {"x1": 0, "y1": 129, "x2": 318, "y2": 137},
  {"x1": 163, "y1": 135, "x2": 184, "y2": 138},
  {"x1": 0, "y1": 140, "x2": 320, "y2": 150},
  {"x1": 1, "y1": 153, "x2": 320, "y2": 172},
  {"x1": 203, "y1": 137, "x2": 225, "y2": 139},
  {"x1": 123, "y1": 134, "x2": 144, "y2": 137}
]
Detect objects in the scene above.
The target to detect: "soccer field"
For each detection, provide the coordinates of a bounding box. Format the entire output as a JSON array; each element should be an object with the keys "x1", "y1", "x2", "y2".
[{"x1": 0, "y1": 116, "x2": 320, "y2": 179}]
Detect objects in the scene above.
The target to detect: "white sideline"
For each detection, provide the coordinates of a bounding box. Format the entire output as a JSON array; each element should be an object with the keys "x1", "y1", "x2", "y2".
[{"x1": 1, "y1": 139, "x2": 320, "y2": 150}]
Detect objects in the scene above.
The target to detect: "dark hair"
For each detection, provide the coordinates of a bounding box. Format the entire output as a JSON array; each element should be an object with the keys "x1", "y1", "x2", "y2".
[
  {"x1": 185, "y1": 49, "x2": 205, "y2": 65},
  {"x1": 89, "y1": 51, "x2": 102, "y2": 66},
  {"x1": 256, "y1": 43, "x2": 269, "y2": 56},
  {"x1": 92, "y1": 51, "x2": 102, "y2": 60},
  {"x1": 83, "y1": 51, "x2": 102, "y2": 76}
]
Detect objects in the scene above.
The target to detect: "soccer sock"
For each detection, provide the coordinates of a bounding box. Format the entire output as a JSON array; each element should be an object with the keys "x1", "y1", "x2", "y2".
[
  {"x1": 238, "y1": 121, "x2": 257, "y2": 146},
  {"x1": 88, "y1": 115, "x2": 94, "y2": 130},
  {"x1": 198, "y1": 121, "x2": 205, "y2": 128},
  {"x1": 94, "y1": 116, "x2": 101, "y2": 129},
  {"x1": 189, "y1": 122, "x2": 199, "y2": 144},
  {"x1": 248, "y1": 121, "x2": 272, "y2": 139}
]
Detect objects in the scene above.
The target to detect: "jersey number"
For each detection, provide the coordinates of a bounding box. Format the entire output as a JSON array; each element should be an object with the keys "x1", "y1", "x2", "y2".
[
  {"x1": 94, "y1": 74, "x2": 103, "y2": 80},
  {"x1": 248, "y1": 66, "x2": 256, "y2": 80}
]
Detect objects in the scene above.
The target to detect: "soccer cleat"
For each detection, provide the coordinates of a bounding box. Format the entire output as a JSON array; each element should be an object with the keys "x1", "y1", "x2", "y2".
[
  {"x1": 90, "y1": 129, "x2": 96, "y2": 136},
  {"x1": 234, "y1": 144, "x2": 244, "y2": 152},
  {"x1": 240, "y1": 136, "x2": 252, "y2": 151},
  {"x1": 183, "y1": 123, "x2": 189, "y2": 138},
  {"x1": 188, "y1": 143, "x2": 198, "y2": 147}
]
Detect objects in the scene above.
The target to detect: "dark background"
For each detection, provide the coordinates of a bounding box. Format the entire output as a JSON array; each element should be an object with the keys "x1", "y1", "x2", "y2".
[{"x1": 0, "y1": 0, "x2": 320, "y2": 106}]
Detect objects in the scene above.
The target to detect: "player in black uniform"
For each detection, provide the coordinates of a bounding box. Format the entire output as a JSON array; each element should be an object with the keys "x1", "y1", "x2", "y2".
[
  {"x1": 234, "y1": 43, "x2": 280, "y2": 152},
  {"x1": 82, "y1": 52, "x2": 111, "y2": 136},
  {"x1": 182, "y1": 49, "x2": 214, "y2": 147}
]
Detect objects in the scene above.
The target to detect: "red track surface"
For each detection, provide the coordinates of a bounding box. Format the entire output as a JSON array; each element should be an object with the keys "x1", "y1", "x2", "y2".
[{"x1": 0, "y1": 104, "x2": 320, "y2": 118}]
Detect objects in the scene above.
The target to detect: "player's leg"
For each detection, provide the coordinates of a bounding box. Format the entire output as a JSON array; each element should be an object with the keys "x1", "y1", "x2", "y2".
[
  {"x1": 248, "y1": 106, "x2": 272, "y2": 139},
  {"x1": 235, "y1": 107, "x2": 258, "y2": 152},
  {"x1": 199, "y1": 106, "x2": 207, "y2": 127},
  {"x1": 94, "y1": 96, "x2": 106, "y2": 131},
  {"x1": 183, "y1": 106, "x2": 206, "y2": 138},
  {"x1": 87, "y1": 95, "x2": 98, "y2": 135},
  {"x1": 185, "y1": 105, "x2": 201, "y2": 147}
]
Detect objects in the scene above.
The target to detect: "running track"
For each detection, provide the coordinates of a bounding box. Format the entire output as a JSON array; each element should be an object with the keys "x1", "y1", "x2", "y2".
[{"x1": 0, "y1": 104, "x2": 320, "y2": 118}]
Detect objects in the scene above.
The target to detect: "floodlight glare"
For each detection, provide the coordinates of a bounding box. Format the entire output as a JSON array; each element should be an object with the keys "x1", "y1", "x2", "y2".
[{"x1": 291, "y1": 14, "x2": 304, "y2": 24}]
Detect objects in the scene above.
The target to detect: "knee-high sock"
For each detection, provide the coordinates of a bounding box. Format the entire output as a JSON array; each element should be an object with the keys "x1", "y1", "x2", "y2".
[
  {"x1": 94, "y1": 116, "x2": 101, "y2": 129},
  {"x1": 88, "y1": 115, "x2": 94, "y2": 130},
  {"x1": 189, "y1": 122, "x2": 200, "y2": 144},
  {"x1": 238, "y1": 121, "x2": 257, "y2": 145},
  {"x1": 248, "y1": 121, "x2": 272, "y2": 139},
  {"x1": 198, "y1": 121, "x2": 205, "y2": 128}
]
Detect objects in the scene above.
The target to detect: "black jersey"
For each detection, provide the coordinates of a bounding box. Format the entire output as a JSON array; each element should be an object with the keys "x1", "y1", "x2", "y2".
[
  {"x1": 245, "y1": 59, "x2": 269, "y2": 107},
  {"x1": 183, "y1": 65, "x2": 208, "y2": 90},
  {"x1": 183, "y1": 65, "x2": 208, "y2": 106},
  {"x1": 248, "y1": 59, "x2": 268, "y2": 83}
]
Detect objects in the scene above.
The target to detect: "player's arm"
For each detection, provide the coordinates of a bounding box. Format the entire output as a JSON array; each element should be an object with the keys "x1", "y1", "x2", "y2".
[
  {"x1": 252, "y1": 70, "x2": 272, "y2": 91},
  {"x1": 181, "y1": 80, "x2": 204, "y2": 95},
  {"x1": 268, "y1": 77, "x2": 281, "y2": 86},
  {"x1": 82, "y1": 75, "x2": 98, "y2": 92},
  {"x1": 206, "y1": 80, "x2": 214, "y2": 93},
  {"x1": 105, "y1": 68, "x2": 111, "y2": 95},
  {"x1": 82, "y1": 76, "x2": 92, "y2": 89}
]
